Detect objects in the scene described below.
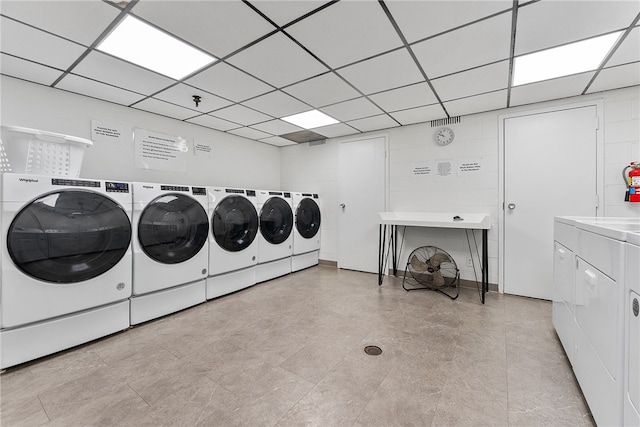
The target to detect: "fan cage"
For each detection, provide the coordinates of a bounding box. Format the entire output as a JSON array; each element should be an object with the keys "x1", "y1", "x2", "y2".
[{"x1": 404, "y1": 246, "x2": 459, "y2": 290}]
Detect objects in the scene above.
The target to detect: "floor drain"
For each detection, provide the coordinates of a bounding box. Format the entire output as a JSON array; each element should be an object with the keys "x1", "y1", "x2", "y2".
[{"x1": 364, "y1": 345, "x2": 382, "y2": 356}]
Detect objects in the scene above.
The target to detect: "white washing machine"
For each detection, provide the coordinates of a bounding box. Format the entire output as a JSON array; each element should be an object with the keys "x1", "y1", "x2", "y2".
[
  {"x1": 0, "y1": 173, "x2": 132, "y2": 369},
  {"x1": 130, "y1": 182, "x2": 209, "y2": 324},
  {"x1": 624, "y1": 226, "x2": 640, "y2": 426},
  {"x1": 291, "y1": 192, "x2": 321, "y2": 272},
  {"x1": 206, "y1": 187, "x2": 259, "y2": 299},
  {"x1": 256, "y1": 190, "x2": 293, "y2": 283}
]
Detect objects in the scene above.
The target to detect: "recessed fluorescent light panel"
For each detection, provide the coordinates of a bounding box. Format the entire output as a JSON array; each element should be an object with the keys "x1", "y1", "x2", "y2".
[
  {"x1": 513, "y1": 31, "x2": 622, "y2": 86},
  {"x1": 97, "y1": 15, "x2": 216, "y2": 80},
  {"x1": 281, "y1": 110, "x2": 339, "y2": 129}
]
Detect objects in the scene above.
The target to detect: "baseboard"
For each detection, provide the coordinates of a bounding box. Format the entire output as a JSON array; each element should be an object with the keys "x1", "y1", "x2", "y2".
[
  {"x1": 318, "y1": 259, "x2": 337, "y2": 267},
  {"x1": 388, "y1": 269, "x2": 498, "y2": 292}
]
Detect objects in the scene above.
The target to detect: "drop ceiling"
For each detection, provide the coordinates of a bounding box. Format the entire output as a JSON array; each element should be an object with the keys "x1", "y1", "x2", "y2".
[{"x1": 1, "y1": 0, "x2": 639, "y2": 147}]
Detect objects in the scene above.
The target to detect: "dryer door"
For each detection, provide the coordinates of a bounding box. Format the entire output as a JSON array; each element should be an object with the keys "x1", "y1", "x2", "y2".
[
  {"x1": 7, "y1": 190, "x2": 132, "y2": 283},
  {"x1": 138, "y1": 193, "x2": 209, "y2": 264},
  {"x1": 259, "y1": 197, "x2": 293, "y2": 244},
  {"x1": 212, "y1": 195, "x2": 258, "y2": 252},
  {"x1": 295, "y1": 198, "x2": 321, "y2": 239}
]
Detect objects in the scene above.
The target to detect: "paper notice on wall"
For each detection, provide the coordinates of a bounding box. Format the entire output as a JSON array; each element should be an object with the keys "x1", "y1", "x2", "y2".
[
  {"x1": 194, "y1": 140, "x2": 213, "y2": 157},
  {"x1": 91, "y1": 119, "x2": 127, "y2": 144},
  {"x1": 435, "y1": 160, "x2": 454, "y2": 180},
  {"x1": 457, "y1": 158, "x2": 483, "y2": 176},
  {"x1": 134, "y1": 128, "x2": 188, "y2": 172},
  {"x1": 411, "y1": 161, "x2": 434, "y2": 178}
]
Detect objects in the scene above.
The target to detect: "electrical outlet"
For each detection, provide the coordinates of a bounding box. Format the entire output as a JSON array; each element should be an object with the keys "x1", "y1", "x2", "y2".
[{"x1": 466, "y1": 258, "x2": 473, "y2": 267}]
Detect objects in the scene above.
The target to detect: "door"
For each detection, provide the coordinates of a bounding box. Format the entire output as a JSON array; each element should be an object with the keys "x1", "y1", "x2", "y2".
[
  {"x1": 138, "y1": 193, "x2": 209, "y2": 264},
  {"x1": 8, "y1": 190, "x2": 132, "y2": 283},
  {"x1": 259, "y1": 196, "x2": 293, "y2": 245},
  {"x1": 338, "y1": 136, "x2": 387, "y2": 273},
  {"x1": 502, "y1": 105, "x2": 598, "y2": 299},
  {"x1": 295, "y1": 197, "x2": 321, "y2": 239},
  {"x1": 212, "y1": 194, "x2": 258, "y2": 252}
]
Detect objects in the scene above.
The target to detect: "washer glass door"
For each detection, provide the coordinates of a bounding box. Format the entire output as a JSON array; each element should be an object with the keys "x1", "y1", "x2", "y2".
[
  {"x1": 295, "y1": 198, "x2": 321, "y2": 239},
  {"x1": 138, "y1": 193, "x2": 208, "y2": 264},
  {"x1": 7, "y1": 190, "x2": 132, "y2": 283},
  {"x1": 259, "y1": 197, "x2": 293, "y2": 244},
  {"x1": 212, "y1": 195, "x2": 258, "y2": 252}
]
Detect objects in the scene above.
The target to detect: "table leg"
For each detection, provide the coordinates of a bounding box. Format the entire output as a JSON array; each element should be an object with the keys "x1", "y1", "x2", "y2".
[
  {"x1": 378, "y1": 224, "x2": 386, "y2": 286},
  {"x1": 482, "y1": 229, "x2": 488, "y2": 304}
]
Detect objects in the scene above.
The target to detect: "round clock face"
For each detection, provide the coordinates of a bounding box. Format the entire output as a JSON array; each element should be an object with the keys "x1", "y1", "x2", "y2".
[{"x1": 435, "y1": 127, "x2": 455, "y2": 146}]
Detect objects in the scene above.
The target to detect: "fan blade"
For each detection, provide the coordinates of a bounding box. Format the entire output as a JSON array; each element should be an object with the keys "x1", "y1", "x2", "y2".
[
  {"x1": 432, "y1": 271, "x2": 446, "y2": 287},
  {"x1": 410, "y1": 254, "x2": 428, "y2": 272},
  {"x1": 428, "y1": 252, "x2": 451, "y2": 270}
]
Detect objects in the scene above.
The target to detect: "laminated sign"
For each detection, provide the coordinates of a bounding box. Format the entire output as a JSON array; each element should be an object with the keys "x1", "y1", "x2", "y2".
[{"x1": 134, "y1": 128, "x2": 188, "y2": 172}]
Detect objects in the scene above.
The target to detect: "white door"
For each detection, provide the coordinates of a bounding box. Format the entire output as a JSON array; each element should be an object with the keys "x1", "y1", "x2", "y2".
[
  {"x1": 338, "y1": 136, "x2": 387, "y2": 273},
  {"x1": 503, "y1": 105, "x2": 598, "y2": 299}
]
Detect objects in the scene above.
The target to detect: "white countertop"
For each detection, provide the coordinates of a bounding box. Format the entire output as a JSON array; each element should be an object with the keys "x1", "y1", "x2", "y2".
[
  {"x1": 378, "y1": 212, "x2": 490, "y2": 229},
  {"x1": 555, "y1": 216, "x2": 640, "y2": 245}
]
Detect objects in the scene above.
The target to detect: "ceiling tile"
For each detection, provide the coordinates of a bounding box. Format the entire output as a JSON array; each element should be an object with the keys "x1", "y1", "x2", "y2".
[
  {"x1": 133, "y1": 98, "x2": 200, "y2": 120},
  {"x1": 185, "y1": 62, "x2": 273, "y2": 103},
  {"x1": 258, "y1": 136, "x2": 298, "y2": 147},
  {"x1": 242, "y1": 90, "x2": 310, "y2": 118},
  {"x1": 282, "y1": 72, "x2": 360, "y2": 108},
  {"x1": 226, "y1": 32, "x2": 328, "y2": 88},
  {"x1": 0, "y1": 53, "x2": 63, "y2": 86},
  {"x1": 607, "y1": 26, "x2": 640, "y2": 67},
  {"x1": 249, "y1": 1, "x2": 329, "y2": 27},
  {"x1": 587, "y1": 62, "x2": 640, "y2": 94},
  {"x1": 0, "y1": 17, "x2": 87, "y2": 70},
  {"x1": 369, "y1": 82, "x2": 438, "y2": 112},
  {"x1": 210, "y1": 104, "x2": 273, "y2": 126},
  {"x1": 337, "y1": 48, "x2": 423, "y2": 95},
  {"x1": 0, "y1": 1, "x2": 120, "y2": 46},
  {"x1": 228, "y1": 127, "x2": 272, "y2": 140},
  {"x1": 286, "y1": 0, "x2": 402, "y2": 68},
  {"x1": 250, "y1": 119, "x2": 303, "y2": 136},
  {"x1": 131, "y1": 0, "x2": 274, "y2": 59},
  {"x1": 389, "y1": 104, "x2": 447, "y2": 125},
  {"x1": 185, "y1": 114, "x2": 240, "y2": 132},
  {"x1": 431, "y1": 60, "x2": 510, "y2": 102},
  {"x1": 515, "y1": 1, "x2": 640, "y2": 55},
  {"x1": 510, "y1": 73, "x2": 594, "y2": 107},
  {"x1": 155, "y1": 83, "x2": 232, "y2": 113},
  {"x1": 444, "y1": 90, "x2": 508, "y2": 116},
  {"x1": 312, "y1": 122, "x2": 360, "y2": 138},
  {"x1": 320, "y1": 97, "x2": 383, "y2": 122},
  {"x1": 347, "y1": 114, "x2": 399, "y2": 133},
  {"x1": 386, "y1": 0, "x2": 513, "y2": 44},
  {"x1": 412, "y1": 12, "x2": 512, "y2": 78},
  {"x1": 57, "y1": 74, "x2": 146, "y2": 106},
  {"x1": 71, "y1": 51, "x2": 175, "y2": 95}
]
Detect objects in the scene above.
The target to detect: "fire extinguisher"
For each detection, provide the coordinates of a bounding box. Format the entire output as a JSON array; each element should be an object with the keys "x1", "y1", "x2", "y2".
[{"x1": 623, "y1": 161, "x2": 640, "y2": 202}]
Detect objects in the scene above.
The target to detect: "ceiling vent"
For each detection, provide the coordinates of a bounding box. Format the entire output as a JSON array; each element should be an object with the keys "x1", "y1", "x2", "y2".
[
  {"x1": 279, "y1": 130, "x2": 327, "y2": 144},
  {"x1": 431, "y1": 116, "x2": 461, "y2": 127}
]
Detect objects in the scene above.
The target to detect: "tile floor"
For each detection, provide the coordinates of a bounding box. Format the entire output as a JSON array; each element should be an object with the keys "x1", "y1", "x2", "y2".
[{"x1": 1, "y1": 265, "x2": 594, "y2": 426}]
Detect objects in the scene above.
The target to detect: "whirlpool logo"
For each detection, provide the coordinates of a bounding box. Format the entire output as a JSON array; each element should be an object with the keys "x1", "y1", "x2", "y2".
[{"x1": 18, "y1": 178, "x2": 39, "y2": 183}]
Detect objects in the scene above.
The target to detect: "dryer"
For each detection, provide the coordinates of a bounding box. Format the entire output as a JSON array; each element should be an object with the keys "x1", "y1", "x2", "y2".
[
  {"x1": 0, "y1": 173, "x2": 132, "y2": 369},
  {"x1": 256, "y1": 190, "x2": 293, "y2": 283},
  {"x1": 291, "y1": 192, "x2": 321, "y2": 272},
  {"x1": 206, "y1": 187, "x2": 259, "y2": 299},
  {"x1": 130, "y1": 182, "x2": 209, "y2": 324},
  {"x1": 623, "y1": 225, "x2": 640, "y2": 426}
]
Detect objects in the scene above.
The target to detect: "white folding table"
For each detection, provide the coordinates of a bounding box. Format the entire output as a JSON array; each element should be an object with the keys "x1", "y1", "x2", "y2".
[{"x1": 377, "y1": 212, "x2": 491, "y2": 303}]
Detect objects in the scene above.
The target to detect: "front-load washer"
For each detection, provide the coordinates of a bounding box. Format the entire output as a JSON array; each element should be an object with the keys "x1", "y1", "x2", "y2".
[
  {"x1": 206, "y1": 187, "x2": 259, "y2": 299},
  {"x1": 0, "y1": 173, "x2": 132, "y2": 369},
  {"x1": 130, "y1": 182, "x2": 208, "y2": 324},
  {"x1": 291, "y1": 192, "x2": 321, "y2": 272},
  {"x1": 256, "y1": 190, "x2": 293, "y2": 283}
]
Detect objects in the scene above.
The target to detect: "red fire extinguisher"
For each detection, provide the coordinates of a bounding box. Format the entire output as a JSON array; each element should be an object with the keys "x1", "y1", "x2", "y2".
[{"x1": 624, "y1": 161, "x2": 640, "y2": 202}]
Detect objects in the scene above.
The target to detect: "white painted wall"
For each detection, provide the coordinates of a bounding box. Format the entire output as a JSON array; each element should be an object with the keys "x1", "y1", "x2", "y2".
[
  {"x1": 0, "y1": 76, "x2": 280, "y2": 188},
  {"x1": 281, "y1": 86, "x2": 640, "y2": 286}
]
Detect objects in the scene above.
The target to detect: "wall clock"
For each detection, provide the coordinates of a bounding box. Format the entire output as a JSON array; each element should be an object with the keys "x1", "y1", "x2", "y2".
[{"x1": 434, "y1": 127, "x2": 455, "y2": 146}]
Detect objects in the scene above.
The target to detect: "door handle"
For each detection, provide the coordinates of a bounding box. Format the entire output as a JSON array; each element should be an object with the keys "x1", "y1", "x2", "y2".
[
  {"x1": 507, "y1": 203, "x2": 516, "y2": 210},
  {"x1": 340, "y1": 203, "x2": 346, "y2": 209}
]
